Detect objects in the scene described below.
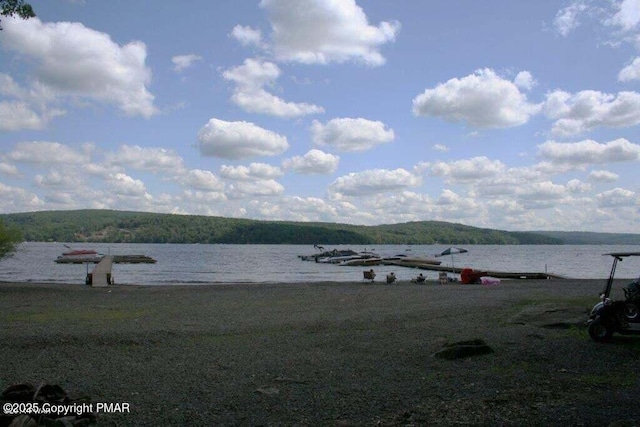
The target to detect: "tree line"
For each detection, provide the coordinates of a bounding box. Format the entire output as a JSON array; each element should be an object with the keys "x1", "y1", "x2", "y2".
[{"x1": 0, "y1": 209, "x2": 562, "y2": 248}]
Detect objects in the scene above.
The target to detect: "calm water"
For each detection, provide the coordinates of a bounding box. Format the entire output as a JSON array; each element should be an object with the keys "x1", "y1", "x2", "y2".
[{"x1": 1, "y1": 242, "x2": 639, "y2": 285}]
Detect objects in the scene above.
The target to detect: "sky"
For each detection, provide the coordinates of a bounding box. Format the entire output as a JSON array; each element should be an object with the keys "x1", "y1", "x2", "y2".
[{"x1": 1, "y1": 0, "x2": 640, "y2": 233}]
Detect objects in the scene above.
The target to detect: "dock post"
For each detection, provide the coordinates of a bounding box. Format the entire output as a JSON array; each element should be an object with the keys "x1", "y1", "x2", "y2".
[{"x1": 90, "y1": 255, "x2": 114, "y2": 287}]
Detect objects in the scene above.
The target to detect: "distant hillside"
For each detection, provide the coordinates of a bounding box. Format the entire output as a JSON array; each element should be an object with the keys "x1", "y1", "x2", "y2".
[
  {"x1": 0, "y1": 209, "x2": 561, "y2": 245},
  {"x1": 533, "y1": 231, "x2": 640, "y2": 245}
]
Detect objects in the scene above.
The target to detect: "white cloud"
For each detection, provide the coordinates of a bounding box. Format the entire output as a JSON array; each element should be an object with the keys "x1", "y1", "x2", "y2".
[
  {"x1": 43, "y1": 191, "x2": 77, "y2": 206},
  {"x1": 328, "y1": 168, "x2": 420, "y2": 198},
  {"x1": 472, "y1": 165, "x2": 549, "y2": 198},
  {"x1": 1, "y1": 17, "x2": 157, "y2": 118},
  {"x1": 436, "y1": 189, "x2": 462, "y2": 206},
  {"x1": 282, "y1": 149, "x2": 339, "y2": 174},
  {"x1": 432, "y1": 144, "x2": 449, "y2": 152},
  {"x1": 223, "y1": 58, "x2": 324, "y2": 117},
  {"x1": 364, "y1": 191, "x2": 432, "y2": 220},
  {"x1": 277, "y1": 196, "x2": 339, "y2": 222},
  {"x1": 83, "y1": 162, "x2": 122, "y2": 178},
  {"x1": 0, "y1": 101, "x2": 46, "y2": 131},
  {"x1": 609, "y1": 0, "x2": 640, "y2": 32},
  {"x1": 428, "y1": 156, "x2": 507, "y2": 183},
  {"x1": 260, "y1": 0, "x2": 400, "y2": 66},
  {"x1": 486, "y1": 199, "x2": 525, "y2": 216},
  {"x1": 619, "y1": 57, "x2": 640, "y2": 82},
  {"x1": 198, "y1": 118, "x2": 289, "y2": 160},
  {"x1": 514, "y1": 71, "x2": 537, "y2": 91},
  {"x1": 596, "y1": 188, "x2": 637, "y2": 207},
  {"x1": 553, "y1": 2, "x2": 589, "y2": 37},
  {"x1": 220, "y1": 163, "x2": 283, "y2": 181},
  {"x1": 34, "y1": 170, "x2": 74, "y2": 188},
  {"x1": 588, "y1": 170, "x2": 620, "y2": 183},
  {"x1": 433, "y1": 189, "x2": 480, "y2": 220},
  {"x1": 242, "y1": 196, "x2": 344, "y2": 222},
  {"x1": 228, "y1": 179, "x2": 284, "y2": 198},
  {"x1": 566, "y1": 178, "x2": 591, "y2": 193},
  {"x1": 412, "y1": 68, "x2": 540, "y2": 128},
  {"x1": 107, "y1": 173, "x2": 148, "y2": 197},
  {"x1": 310, "y1": 118, "x2": 394, "y2": 152},
  {"x1": 544, "y1": 90, "x2": 640, "y2": 136},
  {"x1": 516, "y1": 181, "x2": 567, "y2": 209},
  {"x1": 230, "y1": 88, "x2": 324, "y2": 118},
  {"x1": 223, "y1": 58, "x2": 280, "y2": 88},
  {"x1": 0, "y1": 73, "x2": 26, "y2": 98},
  {"x1": 0, "y1": 162, "x2": 19, "y2": 176},
  {"x1": 105, "y1": 145, "x2": 185, "y2": 174},
  {"x1": 182, "y1": 190, "x2": 227, "y2": 205},
  {"x1": 537, "y1": 138, "x2": 640, "y2": 166},
  {"x1": 172, "y1": 54, "x2": 202, "y2": 72},
  {"x1": 0, "y1": 182, "x2": 44, "y2": 212},
  {"x1": 552, "y1": 1, "x2": 639, "y2": 38},
  {"x1": 0, "y1": 74, "x2": 66, "y2": 131},
  {"x1": 230, "y1": 25, "x2": 263, "y2": 47},
  {"x1": 8, "y1": 141, "x2": 90, "y2": 164},
  {"x1": 179, "y1": 169, "x2": 225, "y2": 192}
]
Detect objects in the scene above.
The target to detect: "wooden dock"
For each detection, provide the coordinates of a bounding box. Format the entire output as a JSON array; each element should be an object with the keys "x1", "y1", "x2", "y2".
[
  {"x1": 89, "y1": 255, "x2": 113, "y2": 287},
  {"x1": 55, "y1": 254, "x2": 156, "y2": 264},
  {"x1": 55, "y1": 253, "x2": 157, "y2": 286},
  {"x1": 372, "y1": 260, "x2": 566, "y2": 280}
]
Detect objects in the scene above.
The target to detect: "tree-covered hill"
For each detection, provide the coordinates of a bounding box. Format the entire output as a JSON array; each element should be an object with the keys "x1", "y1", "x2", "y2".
[
  {"x1": 532, "y1": 231, "x2": 640, "y2": 245},
  {"x1": 1, "y1": 209, "x2": 563, "y2": 245}
]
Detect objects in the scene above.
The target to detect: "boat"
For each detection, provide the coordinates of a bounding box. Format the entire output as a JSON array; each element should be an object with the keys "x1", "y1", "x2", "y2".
[
  {"x1": 340, "y1": 254, "x2": 442, "y2": 267},
  {"x1": 298, "y1": 247, "x2": 359, "y2": 262},
  {"x1": 56, "y1": 254, "x2": 104, "y2": 264},
  {"x1": 62, "y1": 249, "x2": 99, "y2": 256},
  {"x1": 319, "y1": 250, "x2": 380, "y2": 264},
  {"x1": 56, "y1": 248, "x2": 103, "y2": 264}
]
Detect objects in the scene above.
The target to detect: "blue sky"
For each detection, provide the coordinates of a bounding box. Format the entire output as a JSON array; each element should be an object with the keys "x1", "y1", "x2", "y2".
[{"x1": 1, "y1": 0, "x2": 639, "y2": 232}]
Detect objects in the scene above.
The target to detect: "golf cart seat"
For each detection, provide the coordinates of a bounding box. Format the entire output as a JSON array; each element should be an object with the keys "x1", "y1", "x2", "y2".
[{"x1": 625, "y1": 278, "x2": 640, "y2": 300}]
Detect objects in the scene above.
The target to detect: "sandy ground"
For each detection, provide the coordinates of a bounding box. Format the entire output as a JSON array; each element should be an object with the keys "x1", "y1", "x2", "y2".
[{"x1": 1, "y1": 278, "x2": 640, "y2": 426}]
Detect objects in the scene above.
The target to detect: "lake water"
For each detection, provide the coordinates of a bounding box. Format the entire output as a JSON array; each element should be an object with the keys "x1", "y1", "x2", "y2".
[{"x1": 1, "y1": 242, "x2": 639, "y2": 285}]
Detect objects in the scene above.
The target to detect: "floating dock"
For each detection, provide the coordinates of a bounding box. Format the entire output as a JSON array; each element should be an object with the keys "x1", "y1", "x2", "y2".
[
  {"x1": 55, "y1": 254, "x2": 157, "y2": 264},
  {"x1": 362, "y1": 259, "x2": 566, "y2": 280}
]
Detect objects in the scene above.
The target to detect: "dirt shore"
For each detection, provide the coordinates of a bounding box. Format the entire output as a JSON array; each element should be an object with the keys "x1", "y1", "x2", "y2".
[{"x1": 1, "y1": 279, "x2": 639, "y2": 426}]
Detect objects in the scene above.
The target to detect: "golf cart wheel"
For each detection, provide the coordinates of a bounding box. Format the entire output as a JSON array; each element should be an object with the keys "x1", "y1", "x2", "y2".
[
  {"x1": 588, "y1": 318, "x2": 613, "y2": 342},
  {"x1": 624, "y1": 303, "x2": 639, "y2": 319}
]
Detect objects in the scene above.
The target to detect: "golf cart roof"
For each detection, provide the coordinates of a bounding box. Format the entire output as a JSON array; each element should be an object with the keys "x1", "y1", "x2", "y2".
[{"x1": 604, "y1": 252, "x2": 640, "y2": 258}]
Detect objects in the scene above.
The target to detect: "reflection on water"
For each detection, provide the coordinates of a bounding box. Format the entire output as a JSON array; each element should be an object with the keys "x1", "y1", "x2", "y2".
[{"x1": 1, "y1": 242, "x2": 639, "y2": 285}]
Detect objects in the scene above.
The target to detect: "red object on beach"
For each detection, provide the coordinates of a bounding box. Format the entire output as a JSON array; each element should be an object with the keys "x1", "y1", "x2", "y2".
[{"x1": 460, "y1": 268, "x2": 487, "y2": 284}]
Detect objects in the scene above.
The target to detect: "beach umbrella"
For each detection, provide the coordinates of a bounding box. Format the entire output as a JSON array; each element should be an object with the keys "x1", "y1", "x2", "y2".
[{"x1": 438, "y1": 247, "x2": 468, "y2": 272}]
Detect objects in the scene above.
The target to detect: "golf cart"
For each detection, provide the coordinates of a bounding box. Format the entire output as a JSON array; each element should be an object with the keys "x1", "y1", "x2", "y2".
[{"x1": 588, "y1": 252, "x2": 640, "y2": 342}]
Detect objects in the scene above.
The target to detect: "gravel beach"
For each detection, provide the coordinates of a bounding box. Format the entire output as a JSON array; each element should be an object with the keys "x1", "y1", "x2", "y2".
[{"x1": 1, "y1": 279, "x2": 640, "y2": 426}]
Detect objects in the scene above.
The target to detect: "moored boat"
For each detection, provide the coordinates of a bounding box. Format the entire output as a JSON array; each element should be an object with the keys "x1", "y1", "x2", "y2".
[
  {"x1": 319, "y1": 250, "x2": 380, "y2": 264},
  {"x1": 62, "y1": 249, "x2": 98, "y2": 256},
  {"x1": 298, "y1": 247, "x2": 359, "y2": 262}
]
